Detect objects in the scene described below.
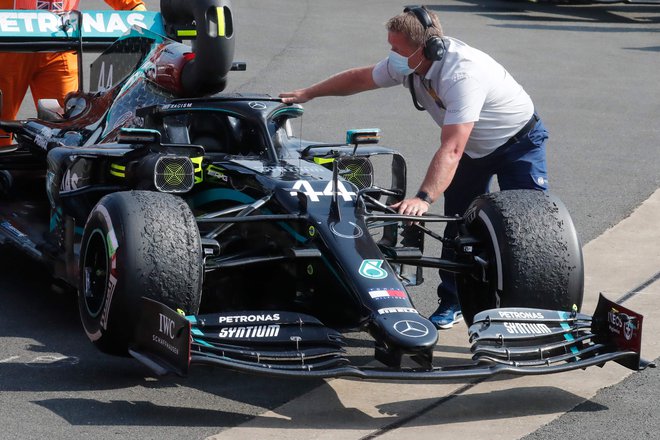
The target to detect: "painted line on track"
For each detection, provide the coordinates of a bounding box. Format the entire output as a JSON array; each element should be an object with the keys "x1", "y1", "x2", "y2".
[
  {"x1": 358, "y1": 380, "x2": 485, "y2": 440},
  {"x1": 617, "y1": 270, "x2": 660, "y2": 304}
]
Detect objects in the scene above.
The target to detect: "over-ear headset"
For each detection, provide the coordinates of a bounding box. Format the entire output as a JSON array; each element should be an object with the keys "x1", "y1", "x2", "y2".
[{"x1": 403, "y1": 6, "x2": 445, "y2": 61}]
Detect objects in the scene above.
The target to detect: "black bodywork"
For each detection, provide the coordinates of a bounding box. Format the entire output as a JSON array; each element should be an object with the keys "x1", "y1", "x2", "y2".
[{"x1": 0, "y1": 1, "x2": 651, "y2": 380}]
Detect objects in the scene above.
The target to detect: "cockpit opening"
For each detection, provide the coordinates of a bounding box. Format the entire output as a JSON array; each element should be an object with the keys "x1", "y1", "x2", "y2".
[{"x1": 163, "y1": 112, "x2": 267, "y2": 157}]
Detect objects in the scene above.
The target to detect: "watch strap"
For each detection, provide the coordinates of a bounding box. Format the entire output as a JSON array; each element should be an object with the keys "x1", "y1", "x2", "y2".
[{"x1": 416, "y1": 190, "x2": 432, "y2": 204}]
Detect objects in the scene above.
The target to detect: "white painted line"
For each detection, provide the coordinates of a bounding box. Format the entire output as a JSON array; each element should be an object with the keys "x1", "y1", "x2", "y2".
[{"x1": 206, "y1": 189, "x2": 660, "y2": 440}]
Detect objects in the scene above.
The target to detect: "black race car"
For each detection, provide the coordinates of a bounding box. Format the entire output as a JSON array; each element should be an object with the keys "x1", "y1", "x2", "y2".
[{"x1": 0, "y1": 0, "x2": 650, "y2": 380}]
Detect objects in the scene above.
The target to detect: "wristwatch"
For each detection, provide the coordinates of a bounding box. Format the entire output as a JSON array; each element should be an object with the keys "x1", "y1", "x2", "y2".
[{"x1": 415, "y1": 190, "x2": 433, "y2": 204}]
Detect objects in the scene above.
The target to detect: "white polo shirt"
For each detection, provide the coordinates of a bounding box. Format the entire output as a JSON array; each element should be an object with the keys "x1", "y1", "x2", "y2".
[{"x1": 372, "y1": 37, "x2": 534, "y2": 158}]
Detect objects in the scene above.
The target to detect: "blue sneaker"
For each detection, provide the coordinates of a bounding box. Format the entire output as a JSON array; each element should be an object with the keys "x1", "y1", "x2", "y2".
[{"x1": 429, "y1": 301, "x2": 463, "y2": 329}]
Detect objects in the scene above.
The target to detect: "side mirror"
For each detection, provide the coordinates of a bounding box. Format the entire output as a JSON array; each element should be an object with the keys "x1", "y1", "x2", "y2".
[
  {"x1": 117, "y1": 128, "x2": 161, "y2": 144},
  {"x1": 346, "y1": 128, "x2": 380, "y2": 146}
]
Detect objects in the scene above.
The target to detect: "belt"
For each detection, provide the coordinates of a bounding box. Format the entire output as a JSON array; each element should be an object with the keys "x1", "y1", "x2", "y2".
[{"x1": 501, "y1": 113, "x2": 539, "y2": 149}]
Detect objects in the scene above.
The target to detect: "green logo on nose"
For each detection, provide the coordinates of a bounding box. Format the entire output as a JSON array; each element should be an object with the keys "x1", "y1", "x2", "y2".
[{"x1": 358, "y1": 259, "x2": 388, "y2": 279}]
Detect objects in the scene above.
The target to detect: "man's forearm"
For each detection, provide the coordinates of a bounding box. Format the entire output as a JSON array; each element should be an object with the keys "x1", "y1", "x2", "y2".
[
  {"x1": 418, "y1": 123, "x2": 472, "y2": 202},
  {"x1": 306, "y1": 66, "x2": 378, "y2": 99},
  {"x1": 418, "y1": 146, "x2": 461, "y2": 202}
]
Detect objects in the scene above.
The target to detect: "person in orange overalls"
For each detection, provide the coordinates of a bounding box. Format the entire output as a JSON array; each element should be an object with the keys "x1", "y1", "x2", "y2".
[{"x1": 0, "y1": 0, "x2": 146, "y2": 146}]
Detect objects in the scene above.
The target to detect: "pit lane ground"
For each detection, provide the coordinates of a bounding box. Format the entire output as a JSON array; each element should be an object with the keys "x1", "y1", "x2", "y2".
[{"x1": 1, "y1": 0, "x2": 659, "y2": 439}]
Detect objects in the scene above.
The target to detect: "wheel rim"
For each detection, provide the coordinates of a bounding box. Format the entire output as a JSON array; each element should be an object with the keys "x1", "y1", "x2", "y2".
[{"x1": 82, "y1": 228, "x2": 109, "y2": 318}]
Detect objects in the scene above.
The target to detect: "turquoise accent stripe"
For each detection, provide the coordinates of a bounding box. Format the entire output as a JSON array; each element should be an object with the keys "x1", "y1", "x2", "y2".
[
  {"x1": 561, "y1": 322, "x2": 579, "y2": 355},
  {"x1": 188, "y1": 188, "x2": 255, "y2": 208},
  {"x1": 278, "y1": 221, "x2": 306, "y2": 243},
  {"x1": 191, "y1": 328, "x2": 203, "y2": 336},
  {"x1": 271, "y1": 107, "x2": 304, "y2": 119},
  {"x1": 193, "y1": 338, "x2": 214, "y2": 348},
  {"x1": 49, "y1": 209, "x2": 61, "y2": 232},
  {"x1": 186, "y1": 315, "x2": 197, "y2": 324},
  {"x1": 320, "y1": 255, "x2": 351, "y2": 293}
]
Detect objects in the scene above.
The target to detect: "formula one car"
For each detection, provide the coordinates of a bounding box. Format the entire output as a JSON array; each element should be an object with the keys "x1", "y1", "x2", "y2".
[{"x1": 0, "y1": 0, "x2": 650, "y2": 380}]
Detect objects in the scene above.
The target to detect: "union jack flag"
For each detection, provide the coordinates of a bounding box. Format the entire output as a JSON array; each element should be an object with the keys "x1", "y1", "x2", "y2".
[{"x1": 37, "y1": 0, "x2": 64, "y2": 10}]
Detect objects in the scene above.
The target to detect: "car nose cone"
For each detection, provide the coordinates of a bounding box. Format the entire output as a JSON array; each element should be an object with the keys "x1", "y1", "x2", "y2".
[
  {"x1": 372, "y1": 313, "x2": 438, "y2": 352},
  {"x1": 393, "y1": 319, "x2": 430, "y2": 338}
]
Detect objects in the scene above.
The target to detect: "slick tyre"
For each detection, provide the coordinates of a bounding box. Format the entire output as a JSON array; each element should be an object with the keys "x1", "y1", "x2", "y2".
[
  {"x1": 457, "y1": 190, "x2": 584, "y2": 326},
  {"x1": 78, "y1": 190, "x2": 203, "y2": 355}
]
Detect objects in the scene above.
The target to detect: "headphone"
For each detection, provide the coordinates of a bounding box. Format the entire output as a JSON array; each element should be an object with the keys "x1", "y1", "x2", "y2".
[{"x1": 403, "y1": 6, "x2": 446, "y2": 61}]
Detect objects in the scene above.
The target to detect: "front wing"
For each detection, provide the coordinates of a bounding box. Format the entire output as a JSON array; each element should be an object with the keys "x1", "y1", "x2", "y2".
[{"x1": 129, "y1": 294, "x2": 653, "y2": 380}]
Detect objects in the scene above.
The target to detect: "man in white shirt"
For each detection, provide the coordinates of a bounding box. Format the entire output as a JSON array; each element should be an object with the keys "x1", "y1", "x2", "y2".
[{"x1": 280, "y1": 6, "x2": 548, "y2": 329}]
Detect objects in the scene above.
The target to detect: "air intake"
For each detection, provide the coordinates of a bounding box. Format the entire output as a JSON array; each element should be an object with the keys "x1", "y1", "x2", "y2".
[{"x1": 154, "y1": 156, "x2": 195, "y2": 193}]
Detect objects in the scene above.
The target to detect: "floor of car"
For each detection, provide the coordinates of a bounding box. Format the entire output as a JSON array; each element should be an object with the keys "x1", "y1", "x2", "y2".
[{"x1": 0, "y1": 170, "x2": 52, "y2": 250}]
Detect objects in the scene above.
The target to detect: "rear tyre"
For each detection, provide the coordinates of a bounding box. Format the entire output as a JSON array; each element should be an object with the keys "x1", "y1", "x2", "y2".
[
  {"x1": 78, "y1": 190, "x2": 203, "y2": 355},
  {"x1": 456, "y1": 190, "x2": 583, "y2": 326}
]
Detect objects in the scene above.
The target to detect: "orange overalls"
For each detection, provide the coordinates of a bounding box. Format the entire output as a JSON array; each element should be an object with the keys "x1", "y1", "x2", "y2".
[{"x1": 0, "y1": 0, "x2": 146, "y2": 146}]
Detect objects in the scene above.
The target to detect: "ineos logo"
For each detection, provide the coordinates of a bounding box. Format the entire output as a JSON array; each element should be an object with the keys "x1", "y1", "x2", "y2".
[
  {"x1": 249, "y1": 102, "x2": 267, "y2": 110},
  {"x1": 393, "y1": 320, "x2": 429, "y2": 338}
]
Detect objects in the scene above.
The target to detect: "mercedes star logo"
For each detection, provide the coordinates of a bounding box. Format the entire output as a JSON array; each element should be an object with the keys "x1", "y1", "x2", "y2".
[
  {"x1": 249, "y1": 101, "x2": 267, "y2": 110},
  {"x1": 393, "y1": 320, "x2": 429, "y2": 338}
]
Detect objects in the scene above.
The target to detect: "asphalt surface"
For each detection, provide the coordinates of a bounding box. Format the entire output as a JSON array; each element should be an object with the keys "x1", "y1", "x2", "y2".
[{"x1": 1, "y1": 0, "x2": 659, "y2": 439}]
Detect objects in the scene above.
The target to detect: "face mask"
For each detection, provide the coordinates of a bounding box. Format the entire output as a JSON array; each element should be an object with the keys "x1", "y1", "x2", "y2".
[{"x1": 387, "y1": 46, "x2": 423, "y2": 76}]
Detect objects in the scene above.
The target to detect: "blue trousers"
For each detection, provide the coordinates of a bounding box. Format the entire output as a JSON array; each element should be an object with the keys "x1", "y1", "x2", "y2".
[{"x1": 437, "y1": 115, "x2": 549, "y2": 305}]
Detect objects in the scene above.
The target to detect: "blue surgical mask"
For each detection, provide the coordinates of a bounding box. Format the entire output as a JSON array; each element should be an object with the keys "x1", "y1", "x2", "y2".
[{"x1": 387, "y1": 47, "x2": 422, "y2": 76}]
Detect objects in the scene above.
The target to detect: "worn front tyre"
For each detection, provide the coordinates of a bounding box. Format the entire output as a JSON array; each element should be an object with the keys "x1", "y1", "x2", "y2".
[
  {"x1": 78, "y1": 190, "x2": 203, "y2": 355},
  {"x1": 457, "y1": 190, "x2": 584, "y2": 326}
]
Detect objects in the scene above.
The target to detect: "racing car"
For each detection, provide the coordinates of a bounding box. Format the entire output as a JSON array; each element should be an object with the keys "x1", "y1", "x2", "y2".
[{"x1": 0, "y1": 0, "x2": 650, "y2": 380}]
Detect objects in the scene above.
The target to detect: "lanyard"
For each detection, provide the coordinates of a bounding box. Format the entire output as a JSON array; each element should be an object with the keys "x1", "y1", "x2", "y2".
[
  {"x1": 407, "y1": 75, "x2": 446, "y2": 112},
  {"x1": 422, "y1": 80, "x2": 445, "y2": 110}
]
